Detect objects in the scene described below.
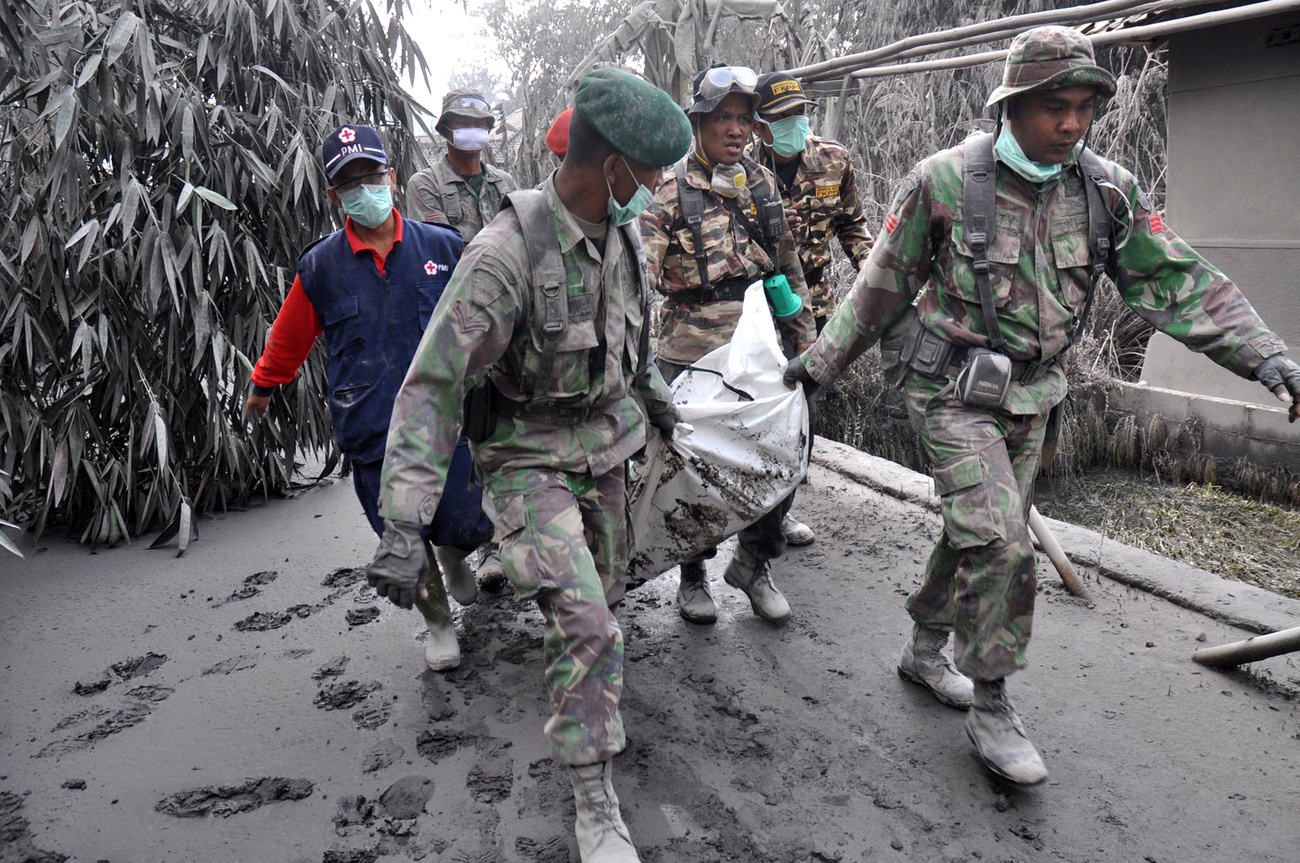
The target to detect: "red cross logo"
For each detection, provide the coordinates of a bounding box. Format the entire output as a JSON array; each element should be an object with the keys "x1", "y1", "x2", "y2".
[
  {"x1": 338, "y1": 127, "x2": 356, "y2": 144},
  {"x1": 425, "y1": 260, "x2": 436, "y2": 276}
]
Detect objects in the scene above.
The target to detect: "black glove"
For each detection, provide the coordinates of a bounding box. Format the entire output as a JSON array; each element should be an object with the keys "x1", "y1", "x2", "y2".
[
  {"x1": 366, "y1": 519, "x2": 428, "y2": 609},
  {"x1": 647, "y1": 402, "x2": 681, "y2": 437},
  {"x1": 1254, "y1": 353, "x2": 1300, "y2": 423},
  {"x1": 782, "y1": 355, "x2": 820, "y2": 401}
]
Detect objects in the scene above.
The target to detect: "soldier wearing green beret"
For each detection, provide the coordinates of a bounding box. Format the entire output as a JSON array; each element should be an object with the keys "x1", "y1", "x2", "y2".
[
  {"x1": 367, "y1": 68, "x2": 688, "y2": 861},
  {"x1": 786, "y1": 25, "x2": 1300, "y2": 785}
]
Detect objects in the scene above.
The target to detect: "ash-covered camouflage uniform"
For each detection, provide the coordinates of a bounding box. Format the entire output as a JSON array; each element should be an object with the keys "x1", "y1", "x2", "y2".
[
  {"x1": 379, "y1": 85, "x2": 682, "y2": 776},
  {"x1": 752, "y1": 134, "x2": 873, "y2": 320},
  {"x1": 406, "y1": 158, "x2": 517, "y2": 245},
  {"x1": 793, "y1": 25, "x2": 1296, "y2": 784},
  {"x1": 639, "y1": 154, "x2": 816, "y2": 363}
]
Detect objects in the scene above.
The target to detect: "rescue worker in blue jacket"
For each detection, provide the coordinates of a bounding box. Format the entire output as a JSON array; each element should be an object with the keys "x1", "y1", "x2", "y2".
[{"x1": 244, "y1": 123, "x2": 491, "y2": 671}]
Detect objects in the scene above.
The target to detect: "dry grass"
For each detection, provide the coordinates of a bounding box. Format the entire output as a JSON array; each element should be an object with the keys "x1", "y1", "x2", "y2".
[{"x1": 1038, "y1": 470, "x2": 1300, "y2": 598}]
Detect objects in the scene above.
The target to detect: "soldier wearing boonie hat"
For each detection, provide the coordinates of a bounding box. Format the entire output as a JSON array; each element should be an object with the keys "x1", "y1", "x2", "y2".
[
  {"x1": 786, "y1": 24, "x2": 1298, "y2": 786},
  {"x1": 370, "y1": 68, "x2": 690, "y2": 862},
  {"x1": 407, "y1": 88, "x2": 517, "y2": 247}
]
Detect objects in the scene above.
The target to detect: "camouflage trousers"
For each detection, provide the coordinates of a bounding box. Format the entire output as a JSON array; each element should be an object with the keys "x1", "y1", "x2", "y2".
[
  {"x1": 483, "y1": 464, "x2": 629, "y2": 767},
  {"x1": 902, "y1": 373, "x2": 1049, "y2": 682}
]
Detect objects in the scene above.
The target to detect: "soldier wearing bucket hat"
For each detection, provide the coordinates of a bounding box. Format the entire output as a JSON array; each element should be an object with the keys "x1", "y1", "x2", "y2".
[
  {"x1": 408, "y1": 88, "x2": 517, "y2": 246},
  {"x1": 408, "y1": 88, "x2": 519, "y2": 592},
  {"x1": 641, "y1": 63, "x2": 816, "y2": 627},
  {"x1": 372, "y1": 68, "x2": 689, "y2": 862},
  {"x1": 786, "y1": 25, "x2": 1298, "y2": 785}
]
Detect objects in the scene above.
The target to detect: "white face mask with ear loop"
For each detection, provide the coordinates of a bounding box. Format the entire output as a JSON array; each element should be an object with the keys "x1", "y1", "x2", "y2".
[{"x1": 451, "y1": 127, "x2": 490, "y2": 151}]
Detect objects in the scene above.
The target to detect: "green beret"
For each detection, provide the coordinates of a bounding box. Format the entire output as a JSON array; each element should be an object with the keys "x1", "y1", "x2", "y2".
[{"x1": 574, "y1": 68, "x2": 691, "y2": 168}]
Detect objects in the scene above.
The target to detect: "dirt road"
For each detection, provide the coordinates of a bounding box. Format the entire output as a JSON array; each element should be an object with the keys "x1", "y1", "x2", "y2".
[{"x1": 2, "y1": 461, "x2": 1298, "y2": 862}]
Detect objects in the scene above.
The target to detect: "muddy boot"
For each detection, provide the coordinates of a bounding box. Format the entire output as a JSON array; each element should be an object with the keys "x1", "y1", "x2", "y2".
[
  {"x1": 898, "y1": 624, "x2": 974, "y2": 709},
  {"x1": 780, "y1": 513, "x2": 815, "y2": 546},
  {"x1": 566, "y1": 760, "x2": 640, "y2": 862},
  {"x1": 722, "y1": 546, "x2": 790, "y2": 623},
  {"x1": 434, "y1": 545, "x2": 478, "y2": 607},
  {"x1": 476, "y1": 541, "x2": 507, "y2": 593},
  {"x1": 966, "y1": 679, "x2": 1048, "y2": 785},
  {"x1": 676, "y1": 561, "x2": 716, "y2": 624},
  {"x1": 416, "y1": 544, "x2": 460, "y2": 672}
]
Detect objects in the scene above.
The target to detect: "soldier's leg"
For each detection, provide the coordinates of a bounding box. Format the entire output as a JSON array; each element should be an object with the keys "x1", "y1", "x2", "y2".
[
  {"x1": 581, "y1": 464, "x2": 630, "y2": 607},
  {"x1": 485, "y1": 467, "x2": 626, "y2": 767},
  {"x1": 725, "y1": 494, "x2": 793, "y2": 623}
]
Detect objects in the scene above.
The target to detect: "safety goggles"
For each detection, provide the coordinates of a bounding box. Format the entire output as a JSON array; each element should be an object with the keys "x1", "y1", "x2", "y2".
[
  {"x1": 697, "y1": 66, "x2": 759, "y2": 102},
  {"x1": 444, "y1": 95, "x2": 491, "y2": 113},
  {"x1": 331, "y1": 169, "x2": 389, "y2": 194}
]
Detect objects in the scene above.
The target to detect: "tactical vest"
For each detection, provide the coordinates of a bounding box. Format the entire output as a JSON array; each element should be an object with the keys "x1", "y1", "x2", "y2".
[
  {"x1": 298, "y1": 219, "x2": 463, "y2": 462},
  {"x1": 962, "y1": 131, "x2": 1115, "y2": 349},
  {"x1": 676, "y1": 156, "x2": 785, "y2": 295},
  {"x1": 494, "y1": 189, "x2": 651, "y2": 419}
]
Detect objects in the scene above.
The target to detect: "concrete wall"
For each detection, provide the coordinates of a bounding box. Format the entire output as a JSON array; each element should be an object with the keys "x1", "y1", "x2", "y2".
[{"x1": 1139, "y1": 12, "x2": 1300, "y2": 417}]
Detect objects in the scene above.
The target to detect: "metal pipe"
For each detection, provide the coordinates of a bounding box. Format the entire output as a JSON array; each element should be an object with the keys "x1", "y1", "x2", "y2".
[
  {"x1": 1192, "y1": 625, "x2": 1300, "y2": 668},
  {"x1": 1028, "y1": 506, "x2": 1092, "y2": 601}
]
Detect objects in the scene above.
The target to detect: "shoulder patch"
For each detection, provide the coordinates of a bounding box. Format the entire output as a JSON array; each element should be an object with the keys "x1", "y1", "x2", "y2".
[
  {"x1": 890, "y1": 171, "x2": 920, "y2": 210},
  {"x1": 1136, "y1": 187, "x2": 1154, "y2": 213}
]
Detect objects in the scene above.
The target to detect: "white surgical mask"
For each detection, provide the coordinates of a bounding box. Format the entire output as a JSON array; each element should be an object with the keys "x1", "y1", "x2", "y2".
[{"x1": 451, "y1": 127, "x2": 490, "y2": 151}]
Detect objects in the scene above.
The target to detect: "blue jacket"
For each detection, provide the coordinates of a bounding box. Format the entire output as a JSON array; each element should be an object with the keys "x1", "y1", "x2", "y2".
[{"x1": 298, "y1": 218, "x2": 463, "y2": 463}]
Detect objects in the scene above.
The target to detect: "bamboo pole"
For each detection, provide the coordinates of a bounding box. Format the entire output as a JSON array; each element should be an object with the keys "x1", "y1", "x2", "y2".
[
  {"x1": 845, "y1": 0, "x2": 1300, "y2": 80},
  {"x1": 788, "y1": 0, "x2": 1217, "y2": 81},
  {"x1": 1028, "y1": 506, "x2": 1093, "y2": 601},
  {"x1": 1192, "y1": 625, "x2": 1300, "y2": 667}
]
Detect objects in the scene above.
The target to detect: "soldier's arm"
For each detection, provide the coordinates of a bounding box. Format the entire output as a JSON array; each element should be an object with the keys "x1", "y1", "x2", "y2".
[
  {"x1": 635, "y1": 351, "x2": 675, "y2": 419},
  {"x1": 1108, "y1": 168, "x2": 1285, "y2": 378},
  {"x1": 802, "y1": 166, "x2": 933, "y2": 385},
  {"x1": 832, "y1": 158, "x2": 874, "y2": 267},
  {"x1": 776, "y1": 209, "x2": 817, "y2": 351},
  {"x1": 378, "y1": 248, "x2": 520, "y2": 525},
  {"x1": 406, "y1": 170, "x2": 449, "y2": 225},
  {"x1": 637, "y1": 177, "x2": 677, "y2": 294}
]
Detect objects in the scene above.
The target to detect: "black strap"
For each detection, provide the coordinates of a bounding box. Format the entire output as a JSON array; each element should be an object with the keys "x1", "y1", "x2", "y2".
[
  {"x1": 665, "y1": 277, "x2": 755, "y2": 304},
  {"x1": 620, "y1": 221, "x2": 653, "y2": 384},
  {"x1": 1073, "y1": 147, "x2": 1114, "y2": 345},
  {"x1": 961, "y1": 132, "x2": 1005, "y2": 351},
  {"x1": 501, "y1": 190, "x2": 567, "y2": 408},
  {"x1": 676, "y1": 162, "x2": 711, "y2": 293}
]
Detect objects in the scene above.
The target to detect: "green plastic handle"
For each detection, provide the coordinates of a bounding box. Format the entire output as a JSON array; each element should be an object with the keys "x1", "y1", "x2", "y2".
[{"x1": 763, "y1": 273, "x2": 803, "y2": 318}]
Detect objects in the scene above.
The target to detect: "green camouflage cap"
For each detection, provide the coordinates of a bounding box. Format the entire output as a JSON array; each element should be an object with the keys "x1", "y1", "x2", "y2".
[
  {"x1": 574, "y1": 68, "x2": 691, "y2": 167},
  {"x1": 987, "y1": 25, "x2": 1117, "y2": 107},
  {"x1": 436, "y1": 89, "x2": 494, "y2": 134}
]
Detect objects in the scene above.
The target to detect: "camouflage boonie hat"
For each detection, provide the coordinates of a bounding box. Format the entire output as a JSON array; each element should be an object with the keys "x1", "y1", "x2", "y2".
[
  {"x1": 436, "y1": 89, "x2": 495, "y2": 134},
  {"x1": 574, "y1": 68, "x2": 691, "y2": 168},
  {"x1": 987, "y1": 25, "x2": 1118, "y2": 107}
]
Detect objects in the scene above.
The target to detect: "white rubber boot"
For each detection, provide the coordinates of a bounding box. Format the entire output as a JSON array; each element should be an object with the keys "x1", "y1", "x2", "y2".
[
  {"x1": 722, "y1": 546, "x2": 790, "y2": 623},
  {"x1": 676, "y1": 561, "x2": 716, "y2": 624},
  {"x1": 417, "y1": 543, "x2": 461, "y2": 672},
  {"x1": 434, "y1": 545, "x2": 478, "y2": 606},
  {"x1": 966, "y1": 679, "x2": 1048, "y2": 785},
  {"x1": 566, "y1": 760, "x2": 640, "y2": 862},
  {"x1": 898, "y1": 624, "x2": 974, "y2": 709},
  {"x1": 780, "y1": 513, "x2": 816, "y2": 546}
]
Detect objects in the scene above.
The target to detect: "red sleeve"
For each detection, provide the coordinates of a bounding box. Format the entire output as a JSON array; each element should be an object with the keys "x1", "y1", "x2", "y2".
[{"x1": 250, "y1": 276, "x2": 323, "y2": 388}]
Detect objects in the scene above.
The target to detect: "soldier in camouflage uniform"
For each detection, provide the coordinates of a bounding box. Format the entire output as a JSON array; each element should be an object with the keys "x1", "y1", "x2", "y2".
[
  {"x1": 640, "y1": 64, "x2": 817, "y2": 626},
  {"x1": 367, "y1": 69, "x2": 689, "y2": 862},
  {"x1": 408, "y1": 90, "x2": 519, "y2": 591},
  {"x1": 407, "y1": 89, "x2": 518, "y2": 245},
  {"x1": 749, "y1": 71, "x2": 876, "y2": 548},
  {"x1": 785, "y1": 26, "x2": 1300, "y2": 785}
]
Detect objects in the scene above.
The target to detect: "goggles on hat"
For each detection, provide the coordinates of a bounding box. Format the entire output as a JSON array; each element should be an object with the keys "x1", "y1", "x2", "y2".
[
  {"x1": 444, "y1": 95, "x2": 491, "y2": 113},
  {"x1": 697, "y1": 66, "x2": 759, "y2": 102}
]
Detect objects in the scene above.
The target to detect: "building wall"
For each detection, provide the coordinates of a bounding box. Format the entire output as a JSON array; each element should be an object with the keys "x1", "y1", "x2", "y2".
[{"x1": 1139, "y1": 12, "x2": 1300, "y2": 413}]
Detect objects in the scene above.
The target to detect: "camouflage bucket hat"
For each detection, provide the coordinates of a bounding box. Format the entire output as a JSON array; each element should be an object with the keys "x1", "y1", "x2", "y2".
[
  {"x1": 986, "y1": 25, "x2": 1118, "y2": 108},
  {"x1": 436, "y1": 89, "x2": 495, "y2": 134}
]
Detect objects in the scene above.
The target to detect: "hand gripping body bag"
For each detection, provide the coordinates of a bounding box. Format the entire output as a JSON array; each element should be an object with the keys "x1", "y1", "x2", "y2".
[{"x1": 625, "y1": 282, "x2": 810, "y2": 586}]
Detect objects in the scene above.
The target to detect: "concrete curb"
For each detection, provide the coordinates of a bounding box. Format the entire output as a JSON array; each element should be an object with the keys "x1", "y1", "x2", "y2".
[{"x1": 812, "y1": 437, "x2": 1300, "y2": 635}]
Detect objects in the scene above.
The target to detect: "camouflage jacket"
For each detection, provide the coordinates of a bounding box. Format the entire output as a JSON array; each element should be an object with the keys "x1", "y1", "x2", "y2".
[
  {"x1": 380, "y1": 176, "x2": 674, "y2": 526},
  {"x1": 639, "y1": 151, "x2": 817, "y2": 364},
  {"x1": 804, "y1": 134, "x2": 1286, "y2": 415},
  {"x1": 406, "y1": 157, "x2": 517, "y2": 245},
  {"x1": 751, "y1": 135, "x2": 874, "y2": 318}
]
